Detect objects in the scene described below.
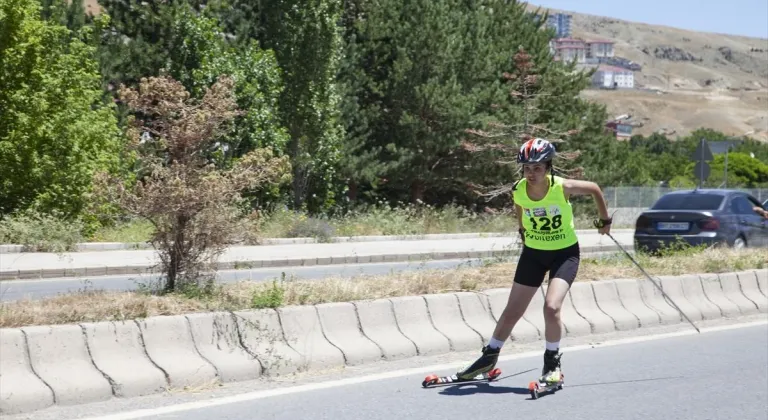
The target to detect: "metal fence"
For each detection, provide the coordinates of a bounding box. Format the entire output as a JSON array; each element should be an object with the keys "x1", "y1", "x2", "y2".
[{"x1": 602, "y1": 187, "x2": 768, "y2": 209}]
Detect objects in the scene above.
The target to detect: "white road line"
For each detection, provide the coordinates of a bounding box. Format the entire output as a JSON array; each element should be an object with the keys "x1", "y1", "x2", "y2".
[{"x1": 70, "y1": 320, "x2": 767, "y2": 420}]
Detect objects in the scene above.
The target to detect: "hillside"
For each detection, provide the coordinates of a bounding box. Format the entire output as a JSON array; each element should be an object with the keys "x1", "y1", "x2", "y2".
[{"x1": 527, "y1": 2, "x2": 768, "y2": 142}]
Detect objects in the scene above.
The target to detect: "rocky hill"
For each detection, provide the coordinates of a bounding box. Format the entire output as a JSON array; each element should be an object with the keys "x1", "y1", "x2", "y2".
[{"x1": 528, "y1": 2, "x2": 768, "y2": 141}]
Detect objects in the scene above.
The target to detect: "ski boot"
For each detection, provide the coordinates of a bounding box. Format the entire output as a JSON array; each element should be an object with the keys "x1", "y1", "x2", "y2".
[
  {"x1": 528, "y1": 349, "x2": 564, "y2": 399},
  {"x1": 421, "y1": 345, "x2": 502, "y2": 387},
  {"x1": 457, "y1": 345, "x2": 501, "y2": 380}
]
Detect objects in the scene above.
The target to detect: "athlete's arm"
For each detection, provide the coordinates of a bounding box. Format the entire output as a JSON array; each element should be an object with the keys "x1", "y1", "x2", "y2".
[
  {"x1": 562, "y1": 179, "x2": 610, "y2": 221},
  {"x1": 515, "y1": 203, "x2": 525, "y2": 243}
]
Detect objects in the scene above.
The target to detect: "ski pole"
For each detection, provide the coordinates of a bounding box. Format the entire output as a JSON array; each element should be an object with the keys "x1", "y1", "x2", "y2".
[{"x1": 605, "y1": 232, "x2": 701, "y2": 334}]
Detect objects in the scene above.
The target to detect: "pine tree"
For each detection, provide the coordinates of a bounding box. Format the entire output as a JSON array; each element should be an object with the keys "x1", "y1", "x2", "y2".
[{"x1": 340, "y1": 0, "x2": 484, "y2": 204}]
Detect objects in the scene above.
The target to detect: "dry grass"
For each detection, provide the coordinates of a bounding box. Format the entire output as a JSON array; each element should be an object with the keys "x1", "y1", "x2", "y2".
[{"x1": 1, "y1": 247, "x2": 765, "y2": 329}]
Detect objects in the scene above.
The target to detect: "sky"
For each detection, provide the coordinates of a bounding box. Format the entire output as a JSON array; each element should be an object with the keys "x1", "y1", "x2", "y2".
[{"x1": 528, "y1": 0, "x2": 768, "y2": 39}]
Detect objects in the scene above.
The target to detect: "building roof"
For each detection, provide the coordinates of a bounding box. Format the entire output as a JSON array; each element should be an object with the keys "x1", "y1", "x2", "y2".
[
  {"x1": 553, "y1": 37, "x2": 584, "y2": 43},
  {"x1": 556, "y1": 45, "x2": 586, "y2": 49},
  {"x1": 597, "y1": 64, "x2": 633, "y2": 73}
]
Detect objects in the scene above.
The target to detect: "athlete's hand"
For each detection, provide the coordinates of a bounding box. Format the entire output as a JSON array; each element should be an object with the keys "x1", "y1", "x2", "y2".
[{"x1": 593, "y1": 217, "x2": 612, "y2": 235}]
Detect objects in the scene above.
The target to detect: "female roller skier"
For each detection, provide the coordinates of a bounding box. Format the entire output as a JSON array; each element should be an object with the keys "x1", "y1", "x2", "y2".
[{"x1": 456, "y1": 137, "x2": 612, "y2": 385}]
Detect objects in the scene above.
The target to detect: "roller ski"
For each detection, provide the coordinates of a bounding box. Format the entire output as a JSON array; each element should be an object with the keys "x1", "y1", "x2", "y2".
[
  {"x1": 422, "y1": 368, "x2": 502, "y2": 388},
  {"x1": 422, "y1": 345, "x2": 502, "y2": 388},
  {"x1": 528, "y1": 349, "x2": 564, "y2": 399}
]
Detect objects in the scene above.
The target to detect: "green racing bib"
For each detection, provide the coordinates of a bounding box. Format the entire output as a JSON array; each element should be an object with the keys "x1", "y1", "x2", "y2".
[{"x1": 513, "y1": 175, "x2": 578, "y2": 251}]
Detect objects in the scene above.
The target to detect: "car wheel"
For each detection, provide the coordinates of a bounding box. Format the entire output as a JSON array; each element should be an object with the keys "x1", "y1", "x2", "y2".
[{"x1": 733, "y1": 236, "x2": 747, "y2": 249}]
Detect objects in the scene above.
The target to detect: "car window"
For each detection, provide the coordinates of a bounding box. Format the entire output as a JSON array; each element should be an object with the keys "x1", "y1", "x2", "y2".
[
  {"x1": 731, "y1": 196, "x2": 757, "y2": 215},
  {"x1": 651, "y1": 194, "x2": 724, "y2": 210},
  {"x1": 746, "y1": 195, "x2": 763, "y2": 208}
]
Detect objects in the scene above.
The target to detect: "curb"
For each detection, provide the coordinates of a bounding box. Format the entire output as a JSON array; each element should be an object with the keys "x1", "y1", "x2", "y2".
[
  {"x1": 0, "y1": 229, "x2": 635, "y2": 254},
  {"x1": 1, "y1": 268, "x2": 765, "y2": 415},
  {"x1": 0, "y1": 244, "x2": 630, "y2": 281}
]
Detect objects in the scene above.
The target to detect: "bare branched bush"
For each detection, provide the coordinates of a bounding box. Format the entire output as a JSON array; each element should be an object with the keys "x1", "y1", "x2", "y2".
[
  {"x1": 464, "y1": 47, "x2": 585, "y2": 202},
  {"x1": 97, "y1": 76, "x2": 291, "y2": 292}
]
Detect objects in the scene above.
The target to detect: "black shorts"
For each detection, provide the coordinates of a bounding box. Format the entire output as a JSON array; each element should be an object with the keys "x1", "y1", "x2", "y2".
[{"x1": 513, "y1": 242, "x2": 580, "y2": 288}]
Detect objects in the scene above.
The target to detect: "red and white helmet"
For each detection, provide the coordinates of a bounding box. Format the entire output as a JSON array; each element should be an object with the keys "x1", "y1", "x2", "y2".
[{"x1": 517, "y1": 138, "x2": 556, "y2": 164}]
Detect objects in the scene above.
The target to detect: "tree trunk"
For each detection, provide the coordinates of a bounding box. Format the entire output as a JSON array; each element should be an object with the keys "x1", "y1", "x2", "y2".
[
  {"x1": 165, "y1": 215, "x2": 187, "y2": 292},
  {"x1": 292, "y1": 164, "x2": 308, "y2": 209},
  {"x1": 410, "y1": 179, "x2": 425, "y2": 203},
  {"x1": 347, "y1": 180, "x2": 358, "y2": 201}
]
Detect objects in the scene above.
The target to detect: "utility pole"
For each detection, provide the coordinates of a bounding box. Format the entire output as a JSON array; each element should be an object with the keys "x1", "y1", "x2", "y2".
[{"x1": 692, "y1": 138, "x2": 713, "y2": 190}]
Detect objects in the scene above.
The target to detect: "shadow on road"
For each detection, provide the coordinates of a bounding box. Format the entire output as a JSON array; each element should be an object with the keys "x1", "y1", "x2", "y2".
[
  {"x1": 433, "y1": 373, "x2": 684, "y2": 397},
  {"x1": 432, "y1": 369, "x2": 536, "y2": 396}
]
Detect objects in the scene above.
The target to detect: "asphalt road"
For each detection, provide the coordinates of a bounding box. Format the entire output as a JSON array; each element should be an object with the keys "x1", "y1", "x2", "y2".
[
  {"x1": 0, "y1": 258, "x2": 482, "y2": 301},
  {"x1": 131, "y1": 323, "x2": 768, "y2": 420},
  {"x1": 0, "y1": 250, "x2": 626, "y2": 302}
]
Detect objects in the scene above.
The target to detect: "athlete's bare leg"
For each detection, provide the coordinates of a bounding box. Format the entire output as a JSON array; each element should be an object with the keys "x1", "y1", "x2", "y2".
[
  {"x1": 539, "y1": 277, "x2": 571, "y2": 383},
  {"x1": 543, "y1": 277, "x2": 571, "y2": 342},
  {"x1": 491, "y1": 282, "x2": 539, "y2": 341},
  {"x1": 455, "y1": 281, "x2": 539, "y2": 379}
]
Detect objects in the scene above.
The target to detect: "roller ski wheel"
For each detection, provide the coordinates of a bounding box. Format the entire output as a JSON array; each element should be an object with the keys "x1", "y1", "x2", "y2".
[
  {"x1": 422, "y1": 368, "x2": 502, "y2": 388},
  {"x1": 528, "y1": 373, "x2": 564, "y2": 400}
]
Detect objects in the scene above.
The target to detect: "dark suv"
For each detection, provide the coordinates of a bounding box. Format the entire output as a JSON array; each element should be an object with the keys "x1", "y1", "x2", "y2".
[{"x1": 634, "y1": 189, "x2": 768, "y2": 253}]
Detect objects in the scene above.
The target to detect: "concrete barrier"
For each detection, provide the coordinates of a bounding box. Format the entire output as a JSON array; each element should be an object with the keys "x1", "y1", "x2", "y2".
[
  {"x1": 423, "y1": 294, "x2": 483, "y2": 352},
  {"x1": 636, "y1": 278, "x2": 683, "y2": 324},
  {"x1": 736, "y1": 271, "x2": 767, "y2": 312},
  {"x1": 556, "y1": 287, "x2": 592, "y2": 337},
  {"x1": 717, "y1": 272, "x2": 759, "y2": 315},
  {"x1": 136, "y1": 316, "x2": 218, "y2": 388},
  {"x1": 390, "y1": 295, "x2": 451, "y2": 356},
  {"x1": 22, "y1": 325, "x2": 113, "y2": 406},
  {"x1": 521, "y1": 287, "x2": 548, "y2": 337},
  {"x1": 568, "y1": 282, "x2": 616, "y2": 334},
  {"x1": 315, "y1": 302, "x2": 383, "y2": 365},
  {"x1": 0, "y1": 328, "x2": 54, "y2": 414},
  {"x1": 613, "y1": 278, "x2": 660, "y2": 327},
  {"x1": 755, "y1": 269, "x2": 767, "y2": 297},
  {"x1": 277, "y1": 306, "x2": 345, "y2": 371},
  {"x1": 482, "y1": 288, "x2": 540, "y2": 342},
  {"x1": 235, "y1": 309, "x2": 304, "y2": 376},
  {"x1": 455, "y1": 292, "x2": 497, "y2": 344},
  {"x1": 697, "y1": 274, "x2": 740, "y2": 318},
  {"x1": 590, "y1": 280, "x2": 640, "y2": 330},
  {"x1": 658, "y1": 275, "x2": 703, "y2": 322},
  {"x1": 354, "y1": 299, "x2": 417, "y2": 360},
  {"x1": 185, "y1": 312, "x2": 262, "y2": 383},
  {"x1": 82, "y1": 321, "x2": 167, "y2": 398},
  {"x1": 678, "y1": 274, "x2": 722, "y2": 320}
]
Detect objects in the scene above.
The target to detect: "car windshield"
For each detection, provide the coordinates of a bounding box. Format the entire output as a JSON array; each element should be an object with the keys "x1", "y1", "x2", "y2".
[{"x1": 651, "y1": 193, "x2": 724, "y2": 210}]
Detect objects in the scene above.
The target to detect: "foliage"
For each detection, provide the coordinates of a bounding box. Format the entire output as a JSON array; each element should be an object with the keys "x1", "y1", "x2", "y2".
[
  {"x1": 0, "y1": 0, "x2": 122, "y2": 221},
  {"x1": 99, "y1": 76, "x2": 291, "y2": 292},
  {"x1": 4, "y1": 0, "x2": 768, "y2": 256},
  {"x1": 0, "y1": 209, "x2": 84, "y2": 252},
  {"x1": 338, "y1": 0, "x2": 611, "y2": 208},
  {"x1": 257, "y1": 0, "x2": 346, "y2": 212}
]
